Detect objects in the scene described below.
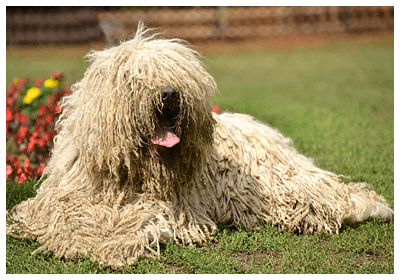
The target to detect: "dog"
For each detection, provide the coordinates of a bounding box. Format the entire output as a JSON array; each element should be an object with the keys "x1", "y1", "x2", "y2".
[{"x1": 7, "y1": 23, "x2": 393, "y2": 269}]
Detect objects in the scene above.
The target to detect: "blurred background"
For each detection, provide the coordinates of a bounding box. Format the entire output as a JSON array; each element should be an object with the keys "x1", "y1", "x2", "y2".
[
  {"x1": 6, "y1": 6, "x2": 394, "y2": 45},
  {"x1": 6, "y1": 6, "x2": 394, "y2": 84}
]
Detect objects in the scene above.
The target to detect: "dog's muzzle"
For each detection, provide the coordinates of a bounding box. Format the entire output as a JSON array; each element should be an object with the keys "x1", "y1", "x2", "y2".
[{"x1": 151, "y1": 87, "x2": 181, "y2": 148}]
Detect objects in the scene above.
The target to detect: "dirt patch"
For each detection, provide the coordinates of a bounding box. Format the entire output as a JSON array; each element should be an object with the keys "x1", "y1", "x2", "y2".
[
  {"x1": 334, "y1": 248, "x2": 391, "y2": 267},
  {"x1": 352, "y1": 252, "x2": 390, "y2": 264},
  {"x1": 165, "y1": 263, "x2": 194, "y2": 274},
  {"x1": 233, "y1": 251, "x2": 282, "y2": 273}
]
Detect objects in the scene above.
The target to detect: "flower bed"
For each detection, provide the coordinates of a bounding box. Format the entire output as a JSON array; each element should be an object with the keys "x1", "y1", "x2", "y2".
[
  {"x1": 6, "y1": 72, "x2": 221, "y2": 184},
  {"x1": 6, "y1": 72, "x2": 71, "y2": 183}
]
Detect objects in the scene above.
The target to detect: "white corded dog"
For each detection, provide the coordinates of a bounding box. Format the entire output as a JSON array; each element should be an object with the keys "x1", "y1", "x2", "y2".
[{"x1": 7, "y1": 23, "x2": 393, "y2": 269}]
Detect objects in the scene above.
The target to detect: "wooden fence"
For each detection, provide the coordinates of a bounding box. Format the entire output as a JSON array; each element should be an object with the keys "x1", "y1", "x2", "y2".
[
  {"x1": 6, "y1": 6, "x2": 394, "y2": 45},
  {"x1": 6, "y1": 7, "x2": 104, "y2": 44},
  {"x1": 98, "y1": 6, "x2": 394, "y2": 44}
]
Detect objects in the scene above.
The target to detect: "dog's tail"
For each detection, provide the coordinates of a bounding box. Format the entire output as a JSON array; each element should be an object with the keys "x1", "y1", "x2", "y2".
[{"x1": 344, "y1": 183, "x2": 393, "y2": 223}]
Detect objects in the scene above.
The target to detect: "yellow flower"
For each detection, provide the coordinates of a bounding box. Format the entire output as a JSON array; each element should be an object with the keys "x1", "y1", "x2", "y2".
[
  {"x1": 23, "y1": 87, "x2": 41, "y2": 104},
  {"x1": 44, "y1": 78, "x2": 59, "y2": 88},
  {"x1": 13, "y1": 77, "x2": 19, "y2": 84}
]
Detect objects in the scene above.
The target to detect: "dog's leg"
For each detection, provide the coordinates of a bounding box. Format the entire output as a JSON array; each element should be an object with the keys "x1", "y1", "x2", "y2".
[
  {"x1": 171, "y1": 184, "x2": 218, "y2": 245},
  {"x1": 90, "y1": 193, "x2": 178, "y2": 268},
  {"x1": 8, "y1": 188, "x2": 179, "y2": 269},
  {"x1": 344, "y1": 183, "x2": 393, "y2": 222}
]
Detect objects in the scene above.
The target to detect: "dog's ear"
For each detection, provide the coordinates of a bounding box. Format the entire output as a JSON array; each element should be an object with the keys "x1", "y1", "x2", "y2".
[{"x1": 60, "y1": 67, "x2": 143, "y2": 181}]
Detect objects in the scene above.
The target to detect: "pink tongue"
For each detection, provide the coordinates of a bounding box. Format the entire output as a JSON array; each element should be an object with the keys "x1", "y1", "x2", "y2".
[{"x1": 151, "y1": 127, "x2": 180, "y2": 147}]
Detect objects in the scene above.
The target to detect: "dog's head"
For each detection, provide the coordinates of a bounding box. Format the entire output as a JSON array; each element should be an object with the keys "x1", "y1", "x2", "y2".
[{"x1": 61, "y1": 23, "x2": 217, "y2": 199}]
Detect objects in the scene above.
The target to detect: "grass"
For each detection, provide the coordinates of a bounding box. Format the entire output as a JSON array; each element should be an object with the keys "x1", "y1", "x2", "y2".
[
  {"x1": 6, "y1": 35, "x2": 394, "y2": 273},
  {"x1": 6, "y1": 43, "x2": 98, "y2": 85}
]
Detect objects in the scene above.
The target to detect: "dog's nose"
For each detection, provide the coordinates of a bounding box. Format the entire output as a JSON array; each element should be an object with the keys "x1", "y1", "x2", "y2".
[{"x1": 161, "y1": 87, "x2": 177, "y2": 104}]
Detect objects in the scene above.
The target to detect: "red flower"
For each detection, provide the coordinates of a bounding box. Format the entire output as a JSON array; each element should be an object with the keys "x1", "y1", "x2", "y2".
[
  {"x1": 212, "y1": 105, "x2": 220, "y2": 114},
  {"x1": 51, "y1": 71, "x2": 63, "y2": 81},
  {"x1": 43, "y1": 132, "x2": 51, "y2": 141},
  {"x1": 15, "y1": 112, "x2": 29, "y2": 123},
  {"x1": 18, "y1": 173, "x2": 27, "y2": 184},
  {"x1": 26, "y1": 140, "x2": 36, "y2": 152},
  {"x1": 37, "y1": 138, "x2": 46, "y2": 148},
  {"x1": 23, "y1": 158, "x2": 30, "y2": 172},
  {"x1": 6, "y1": 165, "x2": 13, "y2": 178},
  {"x1": 9, "y1": 82, "x2": 17, "y2": 94},
  {"x1": 10, "y1": 157, "x2": 20, "y2": 169},
  {"x1": 19, "y1": 125, "x2": 28, "y2": 138},
  {"x1": 7, "y1": 96, "x2": 16, "y2": 106},
  {"x1": 34, "y1": 78, "x2": 43, "y2": 87},
  {"x1": 14, "y1": 112, "x2": 21, "y2": 122},
  {"x1": 63, "y1": 86, "x2": 71, "y2": 96},
  {"x1": 55, "y1": 104, "x2": 61, "y2": 113},
  {"x1": 17, "y1": 78, "x2": 27, "y2": 89},
  {"x1": 6, "y1": 107, "x2": 13, "y2": 122},
  {"x1": 44, "y1": 115, "x2": 53, "y2": 124},
  {"x1": 20, "y1": 112, "x2": 29, "y2": 123},
  {"x1": 47, "y1": 95, "x2": 54, "y2": 105},
  {"x1": 37, "y1": 163, "x2": 45, "y2": 176},
  {"x1": 33, "y1": 127, "x2": 42, "y2": 137},
  {"x1": 38, "y1": 104, "x2": 46, "y2": 116}
]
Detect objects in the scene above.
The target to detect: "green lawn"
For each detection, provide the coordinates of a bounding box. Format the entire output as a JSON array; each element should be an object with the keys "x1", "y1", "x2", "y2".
[
  {"x1": 6, "y1": 36, "x2": 394, "y2": 273},
  {"x1": 6, "y1": 44, "x2": 94, "y2": 85}
]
